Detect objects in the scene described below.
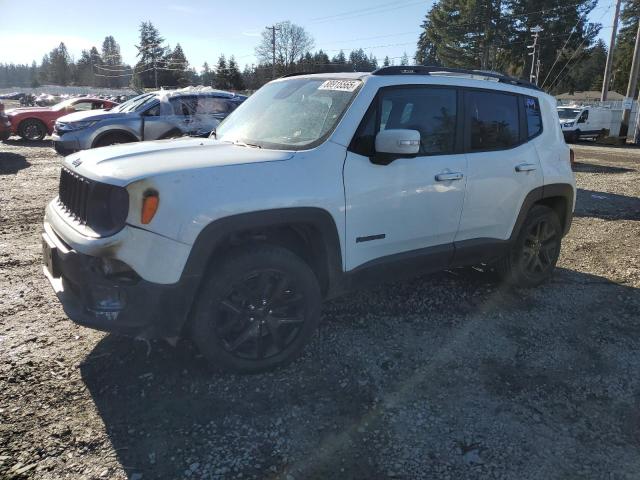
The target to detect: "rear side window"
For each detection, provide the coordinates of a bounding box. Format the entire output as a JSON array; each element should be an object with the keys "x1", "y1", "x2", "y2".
[
  {"x1": 466, "y1": 91, "x2": 520, "y2": 151},
  {"x1": 525, "y1": 96, "x2": 542, "y2": 138},
  {"x1": 197, "y1": 97, "x2": 230, "y2": 114},
  {"x1": 351, "y1": 86, "x2": 457, "y2": 156}
]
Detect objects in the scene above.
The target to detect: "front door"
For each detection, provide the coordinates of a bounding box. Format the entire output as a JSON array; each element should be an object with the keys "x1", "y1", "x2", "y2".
[{"x1": 343, "y1": 85, "x2": 467, "y2": 270}]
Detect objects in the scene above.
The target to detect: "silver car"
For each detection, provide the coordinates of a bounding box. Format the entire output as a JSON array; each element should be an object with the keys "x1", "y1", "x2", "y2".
[{"x1": 52, "y1": 87, "x2": 246, "y2": 155}]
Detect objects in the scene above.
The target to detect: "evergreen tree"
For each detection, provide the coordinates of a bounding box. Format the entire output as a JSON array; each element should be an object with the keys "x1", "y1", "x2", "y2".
[
  {"x1": 613, "y1": 0, "x2": 640, "y2": 95},
  {"x1": 227, "y1": 56, "x2": 244, "y2": 90},
  {"x1": 201, "y1": 62, "x2": 214, "y2": 86},
  {"x1": 332, "y1": 50, "x2": 347, "y2": 64},
  {"x1": 166, "y1": 43, "x2": 190, "y2": 86},
  {"x1": 415, "y1": 0, "x2": 599, "y2": 84},
  {"x1": 383, "y1": 56, "x2": 391, "y2": 67},
  {"x1": 400, "y1": 52, "x2": 409, "y2": 66},
  {"x1": 48, "y1": 42, "x2": 72, "y2": 85},
  {"x1": 135, "y1": 21, "x2": 165, "y2": 88},
  {"x1": 215, "y1": 54, "x2": 230, "y2": 89},
  {"x1": 101, "y1": 35, "x2": 126, "y2": 88}
]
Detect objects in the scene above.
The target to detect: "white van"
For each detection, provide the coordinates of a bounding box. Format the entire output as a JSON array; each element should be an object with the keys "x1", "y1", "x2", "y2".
[{"x1": 558, "y1": 105, "x2": 621, "y2": 142}]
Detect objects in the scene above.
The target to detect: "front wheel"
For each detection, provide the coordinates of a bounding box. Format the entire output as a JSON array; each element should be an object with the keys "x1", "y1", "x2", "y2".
[
  {"x1": 93, "y1": 132, "x2": 134, "y2": 148},
  {"x1": 19, "y1": 119, "x2": 46, "y2": 141},
  {"x1": 496, "y1": 205, "x2": 562, "y2": 288},
  {"x1": 190, "y1": 245, "x2": 322, "y2": 373}
]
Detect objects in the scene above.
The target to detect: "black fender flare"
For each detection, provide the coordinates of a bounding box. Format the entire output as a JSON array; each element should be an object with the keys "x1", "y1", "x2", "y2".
[
  {"x1": 181, "y1": 206, "x2": 344, "y2": 291},
  {"x1": 510, "y1": 183, "x2": 575, "y2": 241}
]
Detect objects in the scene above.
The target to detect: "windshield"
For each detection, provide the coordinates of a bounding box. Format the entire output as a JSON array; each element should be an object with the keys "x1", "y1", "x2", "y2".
[
  {"x1": 52, "y1": 98, "x2": 78, "y2": 111},
  {"x1": 558, "y1": 108, "x2": 581, "y2": 120},
  {"x1": 216, "y1": 78, "x2": 362, "y2": 150},
  {"x1": 113, "y1": 93, "x2": 157, "y2": 113}
]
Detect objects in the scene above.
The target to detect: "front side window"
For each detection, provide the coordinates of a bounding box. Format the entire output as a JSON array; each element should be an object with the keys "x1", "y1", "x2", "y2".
[
  {"x1": 216, "y1": 78, "x2": 362, "y2": 150},
  {"x1": 525, "y1": 96, "x2": 542, "y2": 138},
  {"x1": 351, "y1": 86, "x2": 458, "y2": 156},
  {"x1": 467, "y1": 91, "x2": 520, "y2": 151},
  {"x1": 170, "y1": 96, "x2": 198, "y2": 116}
]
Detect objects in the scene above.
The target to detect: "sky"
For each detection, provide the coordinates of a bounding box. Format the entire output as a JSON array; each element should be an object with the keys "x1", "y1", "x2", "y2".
[{"x1": 0, "y1": 0, "x2": 617, "y2": 72}]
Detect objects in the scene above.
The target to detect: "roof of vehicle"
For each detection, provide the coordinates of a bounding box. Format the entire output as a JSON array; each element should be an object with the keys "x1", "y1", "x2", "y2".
[
  {"x1": 276, "y1": 68, "x2": 552, "y2": 100},
  {"x1": 153, "y1": 86, "x2": 245, "y2": 100}
]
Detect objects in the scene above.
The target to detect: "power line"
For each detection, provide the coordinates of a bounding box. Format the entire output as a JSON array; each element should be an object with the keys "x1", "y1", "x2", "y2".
[
  {"x1": 546, "y1": 3, "x2": 615, "y2": 91},
  {"x1": 309, "y1": 0, "x2": 420, "y2": 23}
]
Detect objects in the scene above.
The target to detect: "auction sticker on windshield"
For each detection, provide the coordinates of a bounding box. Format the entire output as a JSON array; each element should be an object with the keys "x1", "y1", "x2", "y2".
[{"x1": 318, "y1": 80, "x2": 361, "y2": 92}]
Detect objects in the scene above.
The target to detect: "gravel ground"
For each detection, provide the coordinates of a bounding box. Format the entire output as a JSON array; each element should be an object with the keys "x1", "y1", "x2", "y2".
[{"x1": 1, "y1": 139, "x2": 639, "y2": 480}]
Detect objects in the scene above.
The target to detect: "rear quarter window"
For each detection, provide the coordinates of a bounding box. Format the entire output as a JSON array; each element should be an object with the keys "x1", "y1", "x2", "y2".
[{"x1": 525, "y1": 96, "x2": 543, "y2": 138}]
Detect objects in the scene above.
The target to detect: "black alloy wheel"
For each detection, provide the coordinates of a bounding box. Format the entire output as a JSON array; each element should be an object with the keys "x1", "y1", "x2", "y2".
[
  {"x1": 520, "y1": 217, "x2": 559, "y2": 276},
  {"x1": 496, "y1": 205, "x2": 562, "y2": 288},
  {"x1": 216, "y1": 269, "x2": 306, "y2": 360},
  {"x1": 191, "y1": 245, "x2": 322, "y2": 373}
]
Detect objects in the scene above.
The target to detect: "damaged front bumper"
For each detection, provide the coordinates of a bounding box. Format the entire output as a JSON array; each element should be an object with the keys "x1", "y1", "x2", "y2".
[{"x1": 42, "y1": 221, "x2": 199, "y2": 338}]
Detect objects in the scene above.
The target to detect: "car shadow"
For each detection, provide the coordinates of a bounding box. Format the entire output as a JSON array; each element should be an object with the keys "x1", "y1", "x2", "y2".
[
  {"x1": 572, "y1": 161, "x2": 636, "y2": 174},
  {"x1": 575, "y1": 188, "x2": 640, "y2": 221},
  {"x1": 0, "y1": 152, "x2": 30, "y2": 175},
  {"x1": 79, "y1": 267, "x2": 640, "y2": 479},
  {"x1": 1, "y1": 138, "x2": 53, "y2": 148}
]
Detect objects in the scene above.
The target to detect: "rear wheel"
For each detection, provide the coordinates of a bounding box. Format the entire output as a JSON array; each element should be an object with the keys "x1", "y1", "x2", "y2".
[
  {"x1": 496, "y1": 205, "x2": 562, "y2": 288},
  {"x1": 93, "y1": 132, "x2": 134, "y2": 148},
  {"x1": 19, "y1": 119, "x2": 46, "y2": 141},
  {"x1": 190, "y1": 245, "x2": 322, "y2": 373}
]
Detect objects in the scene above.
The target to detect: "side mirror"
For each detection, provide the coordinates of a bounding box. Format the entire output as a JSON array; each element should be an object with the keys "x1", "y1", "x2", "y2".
[{"x1": 375, "y1": 129, "x2": 420, "y2": 155}]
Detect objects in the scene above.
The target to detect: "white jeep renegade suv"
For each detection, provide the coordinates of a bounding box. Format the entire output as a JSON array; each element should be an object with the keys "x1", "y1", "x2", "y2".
[{"x1": 42, "y1": 66, "x2": 575, "y2": 372}]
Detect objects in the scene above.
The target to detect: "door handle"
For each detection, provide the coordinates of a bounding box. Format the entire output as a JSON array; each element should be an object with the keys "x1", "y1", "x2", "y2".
[
  {"x1": 435, "y1": 172, "x2": 464, "y2": 182},
  {"x1": 515, "y1": 163, "x2": 537, "y2": 172}
]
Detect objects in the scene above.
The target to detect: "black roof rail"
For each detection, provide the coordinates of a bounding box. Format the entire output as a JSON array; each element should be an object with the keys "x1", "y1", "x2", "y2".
[
  {"x1": 279, "y1": 71, "x2": 313, "y2": 78},
  {"x1": 371, "y1": 66, "x2": 542, "y2": 91}
]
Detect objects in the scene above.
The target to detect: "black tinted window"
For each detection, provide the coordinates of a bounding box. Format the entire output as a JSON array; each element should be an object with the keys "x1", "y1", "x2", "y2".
[
  {"x1": 351, "y1": 87, "x2": 457, "y2": 156},
  {"x1": 525, "y1": 96, "x2": 542, "y2": 138},
  {"x1": 467, "y1": 91, "x2": 519, "y2": 150}
]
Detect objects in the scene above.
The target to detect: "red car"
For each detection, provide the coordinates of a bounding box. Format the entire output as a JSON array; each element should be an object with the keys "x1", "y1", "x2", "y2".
[{"x1": 3, "y1": 97, "x2": 118, "y2": 141}]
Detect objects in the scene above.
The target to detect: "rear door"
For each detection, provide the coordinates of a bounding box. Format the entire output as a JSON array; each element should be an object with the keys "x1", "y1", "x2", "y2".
[
  {"x1": 343, "y1": 85, "x2": 467, "y2": 270},
  {"x1": 455, "y1": 89, "x2": 543, "y2": 243}
]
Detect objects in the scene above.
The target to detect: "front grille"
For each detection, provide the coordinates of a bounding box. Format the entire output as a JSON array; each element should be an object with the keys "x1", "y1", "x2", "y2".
[{"x1": 58, "y1": 167, "x2": 92, "y2": 224}]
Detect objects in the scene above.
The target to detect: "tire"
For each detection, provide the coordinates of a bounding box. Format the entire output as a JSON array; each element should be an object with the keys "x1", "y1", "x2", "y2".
[
  {"x1": 496, "y1": 205, "x2": 562, "y2": 288},
  {"x1": 190, "y1": 244, "x2": 322, "y2": 373},
  {"x1": 19, "y1": 119, "x2": 46, "y2": 141},
  {"x1": 93, "y1": 132, "x2": 135, "y2": 148}
]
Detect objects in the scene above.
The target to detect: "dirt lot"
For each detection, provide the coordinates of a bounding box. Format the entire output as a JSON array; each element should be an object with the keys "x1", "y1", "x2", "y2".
[{"x1": 1, "y1": 138, "x2": 639, "y2": 480}]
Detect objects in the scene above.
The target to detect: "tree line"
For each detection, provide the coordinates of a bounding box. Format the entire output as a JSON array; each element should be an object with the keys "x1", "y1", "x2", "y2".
[{"x1": 2, "y1": 0, "x2": 638, "y2": 95}]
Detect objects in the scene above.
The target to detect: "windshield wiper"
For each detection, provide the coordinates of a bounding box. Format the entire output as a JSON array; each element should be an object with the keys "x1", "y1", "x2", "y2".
[{"x1": 233, "y1": 140, "x2": 262, "y2": 149}]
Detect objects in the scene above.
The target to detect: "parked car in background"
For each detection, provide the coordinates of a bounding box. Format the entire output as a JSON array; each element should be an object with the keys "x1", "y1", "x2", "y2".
[
  {"x1": 558, "y1": 105, "x2": 620, "y2": 142},
  {"x1": 5, "y1": 97, "x2": 118, "y2": 141},
  {"x1": 0, "y1": 101, "x2": 11, "y2": 141},
  {"x1": 52, "y1": 87, "x2": 246, "y2": 155}
]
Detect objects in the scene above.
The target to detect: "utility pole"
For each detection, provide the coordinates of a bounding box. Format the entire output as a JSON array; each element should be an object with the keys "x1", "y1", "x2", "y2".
[
  {"x1": 602, "y1": 0, "x2": 622, "y2": 101},
  {"x1": 528, "y1": 26, "x2": 543, "y2": 85},
  {"x1": 266, "y1": 25, "x2": 280, "y2": 79},
  {"x1": 618, "y1": 20, "x2": 640, "y2": 139}
]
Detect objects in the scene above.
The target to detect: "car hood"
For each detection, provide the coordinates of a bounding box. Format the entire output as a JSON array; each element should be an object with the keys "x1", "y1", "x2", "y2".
[
  {"x1": 63, "y1": 138, "x2": 296, "y2": 186},
  {"x1": 57, "y1": 109, "x2": 127, "y2": 123},
  {"x1": 6, "y1": 107, "x2": 52, "y2": 116}
]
